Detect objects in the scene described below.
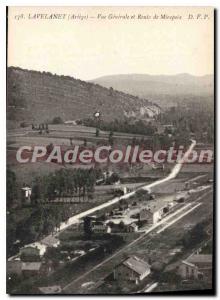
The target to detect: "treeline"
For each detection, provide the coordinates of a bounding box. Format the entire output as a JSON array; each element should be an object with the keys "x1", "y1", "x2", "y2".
[
  {"x1": 81, "y1": 118, "x2": 157, "y2": 136},
  {"x1": 7, "y1": 168, "x2": 19, "y2": 208},
  {"x1": 161, "y1": 104, "x2": 214, "y2": 144},
  {"x1": 31, "y1": 168, "x2": 100, "y2": 202},
  {"x1": 7, "y1": 167, "x2": 101, "y2": 208}
]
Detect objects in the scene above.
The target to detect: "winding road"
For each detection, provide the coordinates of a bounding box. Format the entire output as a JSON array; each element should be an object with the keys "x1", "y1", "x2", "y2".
[
  {"x1": 9, "y1": 140, "x2": 196, "y2": 260},
  {"x1": 58, "y1": 139, "x2": 196, "y2": 230}
]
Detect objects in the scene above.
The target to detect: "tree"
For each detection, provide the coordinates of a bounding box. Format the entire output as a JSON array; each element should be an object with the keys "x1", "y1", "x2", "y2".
[
  {"x1": 152, "y1": 134, "x2": 161, "y2": 151},
  {"x1": 51, "y1": 116, "x2": 63, "y2": 124},
  {"x1": 119, "y1": 221, "x2": 125, "y2": 231},
  {"x1": 109, "y1": 87, "x2": 114, "y2": 96},
  {"x1": 95, "y1": 128, "x2": 100, "y2": 137},
  {"x1": 108, "y1": 130, "x2": 114, "y2": 146},
  {"x1": 158, "y1": 271, "x2": 181, "y2": 284},
  {"x1": 46, "y1": 143, "x2": 54, "y2": 155},
  {"x1": 20, "y1": 122, "x2": 28, "y2": 128},
  {"x1": 83, "y1": 217, "x2": 93, "y2": 238},
  {"x1": 106, "y1": 172, "x2": 120, "y2": 184},
  {"x1": 7, "y1": 168, "x2": 18, "y2": 208}
]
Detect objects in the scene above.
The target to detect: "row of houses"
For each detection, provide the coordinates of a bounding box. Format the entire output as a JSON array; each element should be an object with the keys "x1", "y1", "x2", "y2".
[
  {"x1": 81, "y1": 217, "x2": 139, "y2": 234},
  {"x1": 112, "y1": 248, "x2": 212, "y2": 287},
  {"x1": 82, "y1": 196, "x2": 174, "y2": 236}
]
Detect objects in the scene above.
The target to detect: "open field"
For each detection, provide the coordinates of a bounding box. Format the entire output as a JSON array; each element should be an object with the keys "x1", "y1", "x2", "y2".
[{"x1": 7, "y1": 124, "x2": 151, "y2": 150}]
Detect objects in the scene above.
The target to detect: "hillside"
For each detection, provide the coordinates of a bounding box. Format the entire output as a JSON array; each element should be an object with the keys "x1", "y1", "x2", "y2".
[
  {"x1": 91, "y1": 73, "x2": 214, "y2": 107},
  {"x1": 7, "y1": 67, "x2": 161, "y2": 126}
]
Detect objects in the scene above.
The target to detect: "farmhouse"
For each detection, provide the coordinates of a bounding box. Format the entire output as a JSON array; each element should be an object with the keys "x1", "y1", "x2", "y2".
[{"x1": 113, "y1": 255, "x2": 151, "y2": 284}]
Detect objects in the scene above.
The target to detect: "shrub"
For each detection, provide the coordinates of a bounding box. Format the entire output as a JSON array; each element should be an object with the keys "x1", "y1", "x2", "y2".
[{"x1": 51, "y1": 117, "x2": 63, "y2": 124}]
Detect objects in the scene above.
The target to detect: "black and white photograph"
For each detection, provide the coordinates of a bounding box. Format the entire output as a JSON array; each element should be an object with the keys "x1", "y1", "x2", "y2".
[{"x1": 5, "y1": 5, "x2": 215, "y2": 295}]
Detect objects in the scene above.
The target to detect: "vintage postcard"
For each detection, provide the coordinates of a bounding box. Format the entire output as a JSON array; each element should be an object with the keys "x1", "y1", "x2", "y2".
[{"x1": 7, "y1": 6, "x2": 214, "y2": 295}]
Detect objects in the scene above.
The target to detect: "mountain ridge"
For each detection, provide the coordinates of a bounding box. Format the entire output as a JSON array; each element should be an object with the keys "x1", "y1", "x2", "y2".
[
  {"x1": 90, "y1": 73, "x2": 214, "y2": 107},
  {"x1": 7, "y1": 67, "x2": 161, "y2": 126}
]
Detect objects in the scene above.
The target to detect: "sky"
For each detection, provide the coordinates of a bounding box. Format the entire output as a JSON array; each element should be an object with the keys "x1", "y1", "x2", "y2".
[{"x1": 8, "y1": 6, "x2": 214, "y2": 80}]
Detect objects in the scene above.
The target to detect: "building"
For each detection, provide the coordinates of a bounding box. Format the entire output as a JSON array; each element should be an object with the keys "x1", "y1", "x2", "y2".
[
  {"x1": 177, "y1": 254, "x2": 212, "y2": 282},
  {"x1": 177, "y1": 260, "x2": 199, "y2": 279},
  {"x1": 127, "y1": 223, "x2": 138, "y2": 233},
  {"x1": 21, "y1": 186, "x2": 32, "y2": 204},
  {"x1": 139, "y1": 200, "x2": 169, "y2": 224},
  {"x1": 188, "y1": 254, "x2": 212, "y2": 282},
  {"x1": 7, "y1": 260, "x2": 43, "y2": 277},
  {"x1": 20, "y1": 246, "x2": 42, "y2": 261},
  {"x1": 21, "y1": 262, "x2": 42, "y2": 276},
  {"x1": 108, "y1": 220, "x2": 138, "y2": 233},
  {"x1": 113, "y1": 256, "x2": 151, "y2": 284},
  {"x1": 41, "y1": 236, "x2": 60, "y2": 248},
  {"x1": 92, "y1": 221, "x2": 111, "y2": 233},
  {"x1": 140, "y1": 208, "x2": 160, "y2": 224},
  {"x1": 21, "y1": 242, "x2": 47, "y2": 257}
]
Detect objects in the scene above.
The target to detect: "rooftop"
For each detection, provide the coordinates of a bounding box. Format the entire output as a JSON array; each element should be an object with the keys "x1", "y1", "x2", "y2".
[
  {"x1": 188, "y1": 254, "x2": 212, "y2": 264},
  {"x1": 93, "y1": 221, "x2": 105, "y2": 226},
  {"x1": 129, "y1": 223, "x2": 138, "y2": 228},
  {"x1": 181, "y1": 260, "x2": 197, "y2": 268},
  {"x1": 41, "y1": 236, "x2": 60, "y2": 247},
  {"x1": 22, "y1": 262, "x2": 42, "y2": 271},
  {"x1": 20, "y1": 246, "x2": 40, "y2": 255},
  {"x1": 122, "y1": 256, "x2": 150, "y2": 276},
  {"x1": 141, "y1": 199, "x2": 168, "y2": 213},
  {"x1": 22, "y1": 243, "x2": 47, "y2": 256},
  {"x1": 21, "y1": 186, "x2": 31, "y2": 191}
]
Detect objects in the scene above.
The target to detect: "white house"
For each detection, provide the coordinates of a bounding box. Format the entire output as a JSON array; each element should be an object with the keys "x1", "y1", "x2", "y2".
[{"x1": 21, "y1": 186, "x2": 32, "y2": 204}]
